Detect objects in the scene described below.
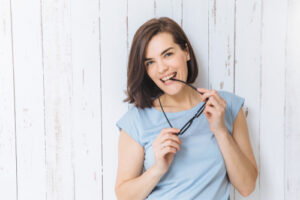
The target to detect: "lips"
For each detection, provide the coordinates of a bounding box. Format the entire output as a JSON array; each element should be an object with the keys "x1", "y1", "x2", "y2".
[{"x1": 160, "y1": 72, "x2": 177, "y2": 83}]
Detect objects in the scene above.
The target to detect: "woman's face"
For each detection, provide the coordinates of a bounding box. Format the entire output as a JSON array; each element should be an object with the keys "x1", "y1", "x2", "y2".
[{"x1": 144, "y1": 32, "x2": 190, "y2": 96}]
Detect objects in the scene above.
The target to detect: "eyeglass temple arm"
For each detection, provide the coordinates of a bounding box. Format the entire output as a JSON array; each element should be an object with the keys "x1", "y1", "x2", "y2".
[{"x1": 170, "y1": 78, "x2": 209, "y2": 101}]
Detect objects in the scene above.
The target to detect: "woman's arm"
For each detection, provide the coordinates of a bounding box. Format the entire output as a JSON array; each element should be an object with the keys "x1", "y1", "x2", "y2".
[
  {"x1": 115, "y1": 130, "x2": 164, "y2": 200},
  {"x1": 214, "y1": 108, "x2": 258, "y2": 197}
]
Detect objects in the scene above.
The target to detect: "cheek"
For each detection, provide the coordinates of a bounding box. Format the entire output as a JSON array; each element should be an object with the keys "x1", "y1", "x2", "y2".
[
  {"x1": 170, "y1": 57, "x2": 188, "y2": 75},
  {"x1": 171, "y1": 55, "x2": 188, "y2": 67},
  {"x1": 146, "y1": 68, "x2": 160, "y2": 84}
]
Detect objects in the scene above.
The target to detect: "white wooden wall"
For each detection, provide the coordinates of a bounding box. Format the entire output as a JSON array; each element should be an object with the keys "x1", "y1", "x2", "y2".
[{"x1": 0, "y1": 0, "x2": 299, "y2": 199}]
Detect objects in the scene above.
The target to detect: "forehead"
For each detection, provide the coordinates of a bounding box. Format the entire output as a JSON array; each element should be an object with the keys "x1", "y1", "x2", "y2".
[{"x1": 145, "y1": 32, "x2": 176, "y2": 57}]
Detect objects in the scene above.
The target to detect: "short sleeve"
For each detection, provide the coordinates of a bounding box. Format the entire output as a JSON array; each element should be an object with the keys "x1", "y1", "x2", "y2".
[
  {"x1": 218, "y1": 90, "x2": 245, "y2": 135},
  {"x1": 230, "y1": 93, "x2": 245, "y2": 123},
  {"x1": 116, "y1": 107, "x2": 142, "y2": 146}
]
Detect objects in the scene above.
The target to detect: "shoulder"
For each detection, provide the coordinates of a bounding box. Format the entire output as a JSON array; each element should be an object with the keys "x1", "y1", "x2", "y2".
[
  {"x1": 118, "y1": 104, "x2": 152, "y2": 127},
  {"x1": 116, "y1": 105, "x2": 144, "y2": 146},
  {"x1": 217, "y1": 90, "x2": 245, "y2": 107},
  {"x1": 217, "y1": 90, "x2": 245, "y2": 130},
  {"x1": 217, "y1": 90, "x2": 235, "y2": 101}
]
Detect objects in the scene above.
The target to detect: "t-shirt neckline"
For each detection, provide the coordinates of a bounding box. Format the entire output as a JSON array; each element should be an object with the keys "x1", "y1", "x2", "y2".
[{"x1": 151, "y1": 100, "x2": 204, "y2": 115}]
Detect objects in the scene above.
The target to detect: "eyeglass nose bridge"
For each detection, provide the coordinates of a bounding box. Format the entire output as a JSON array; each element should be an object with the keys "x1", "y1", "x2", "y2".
[
  {"x1": 178, "y1": 103, "x2": 206, "y2": 135},
  {"x1": 178, "y1": 119, "x2": 194, "y2": 135}
]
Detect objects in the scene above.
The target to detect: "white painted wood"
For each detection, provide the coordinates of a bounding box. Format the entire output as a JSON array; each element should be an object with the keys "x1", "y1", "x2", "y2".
[
  {"x1": 0, "y1": 0, "x2": 17, "y2": 199},
  {"x1": 70, "y1": 0, "x2": 102, "y2": 199},
  {"x1": 41, "y1": 0, "x2": 75, "y2": 199},
  {"x1": 10, "y1": 0, "x2": 46, "y2": 199},
  {"x1": 208, "y1": 0, "x2": 235, "y2": 92},
  {"x1": 100, "y1": 0, "x2": 128, "y2": 199},
  {"x1": 1, "y1": 0, "x2": 300, "y2": 199},
  {"x1": 127, "y1": 0, "x2": 155, "y2": 54},
  {"x1": 155, "y1": 0, "x2": 182, "y2": 25},
  {"x1": 234, "y1": 0, "x2": 261, "y2": 200},
  {"x1": 260, "y1": 0, "x2": 287, "y2": 199},
  {"x1": 208, "y1": 0, "x2": 236, "y2": 199},
  {"x1": 285, "y1": 0, "x2": 300, "y2": 199},
  {"x1": 182, "y1": 0, "x2": 209, "y2": 89}
]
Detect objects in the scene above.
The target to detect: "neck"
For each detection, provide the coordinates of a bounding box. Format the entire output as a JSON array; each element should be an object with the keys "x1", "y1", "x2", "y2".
[{"x1": 160, "y1": 85, "x2": 201, "y2": 110}]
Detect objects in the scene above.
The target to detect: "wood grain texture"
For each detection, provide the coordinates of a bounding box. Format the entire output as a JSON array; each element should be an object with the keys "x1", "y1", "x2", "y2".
[
  {"x1": 0, "y1": 0, "x2": 17, "y2": 199},
  {"x1": 42, "y1": 0, "x2": 75, "y2": 199},
  {"x1": 285, "y1": 0, "x2": 300, "y2": 199},
  {"x1": 182, "y1": 0, "x2": 209, "y2": 89},
  {"x1": 208, "y1": 0, "x2": 235, "y2": 92},
  {"x1": 155, "y1": 0, "x2": 182, "y2": 25},
  {"x1": 1, "y1": 0, "x2": 300, "y2": 199},
  {"x1": 234, "y1": 0, "x2": 261, "y2": 199},
  {"x1": 260, "y1": 0, "x2": 287, "y2": 199},
  {"x1": 70, "y1": 0, "x2": 102, "y2": 199},
  {"x1": 208, "y1": 0, "x2": 236, "y2": 199},
  {"x1": 10, "y1": 0, "x2": 46, "y2": 199},
  {"x1": 127, "y1": 0, "x2": 155, "y2": 56},
  {"x1": 100, "y1": 0, "x2": 128, "y2": 199}
]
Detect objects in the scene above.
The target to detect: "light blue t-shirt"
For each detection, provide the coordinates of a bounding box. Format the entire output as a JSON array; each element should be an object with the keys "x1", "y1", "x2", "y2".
[{"x1": 116, "y1": 90, "x2": 245, "y2": 200}]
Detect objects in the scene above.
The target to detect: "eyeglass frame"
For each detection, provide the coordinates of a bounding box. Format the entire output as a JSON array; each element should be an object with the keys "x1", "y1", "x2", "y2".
[{"x1": 157, "y1": 78, "x2": 209, "y2": 135}]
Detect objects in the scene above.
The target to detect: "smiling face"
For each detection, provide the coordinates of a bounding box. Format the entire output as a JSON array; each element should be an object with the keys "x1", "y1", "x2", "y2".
[{"x1": 144, "y1": 32, "x2": 190, "y2": 96}]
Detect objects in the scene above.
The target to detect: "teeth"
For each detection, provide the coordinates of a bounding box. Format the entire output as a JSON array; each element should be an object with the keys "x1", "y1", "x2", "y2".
[{"x1": 162, "y1": 72, "x2": 176, "y2": 81}]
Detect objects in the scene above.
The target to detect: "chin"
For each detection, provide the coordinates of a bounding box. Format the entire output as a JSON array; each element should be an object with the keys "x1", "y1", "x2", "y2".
[{"x1": 162, "y1": 85, "x2": 184, "y2": 96}]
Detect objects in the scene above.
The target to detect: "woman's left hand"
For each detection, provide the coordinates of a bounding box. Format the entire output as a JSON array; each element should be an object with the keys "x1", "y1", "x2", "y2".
[{"x1": 197, "y1": 88, "x2": 227, "y2": 136}]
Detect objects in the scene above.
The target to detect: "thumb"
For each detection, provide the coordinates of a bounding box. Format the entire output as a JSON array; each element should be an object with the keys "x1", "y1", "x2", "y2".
[{"x1": 197, "y1": 88, "x2": 208, "y2": 94}]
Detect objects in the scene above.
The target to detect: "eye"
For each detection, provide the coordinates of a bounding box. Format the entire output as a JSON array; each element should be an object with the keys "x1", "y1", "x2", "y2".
[
  {"x1": 146, "y1": 61, "x2": 154, "y2": 67},
  {"x1": 165, "y1": 52, "x2": 173, "y2": 57}
]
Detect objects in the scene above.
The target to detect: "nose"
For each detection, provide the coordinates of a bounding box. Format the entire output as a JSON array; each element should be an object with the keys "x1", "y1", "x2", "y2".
[{"x1": 157, "y1": 59, "x2": 168, "y2": 74}]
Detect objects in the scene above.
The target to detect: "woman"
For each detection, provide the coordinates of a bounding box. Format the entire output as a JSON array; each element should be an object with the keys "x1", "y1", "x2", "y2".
[{"x1": 115, "y1": 17, "x2": 258, "y2": 200}]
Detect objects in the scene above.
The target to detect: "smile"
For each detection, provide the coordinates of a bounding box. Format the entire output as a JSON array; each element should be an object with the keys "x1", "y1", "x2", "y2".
[{"x1": 161, "y1": 72, "x2": 177, "y2": 83}]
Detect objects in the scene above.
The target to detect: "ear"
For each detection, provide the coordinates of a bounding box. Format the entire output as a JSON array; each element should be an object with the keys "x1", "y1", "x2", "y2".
[{"x1": 185, "y1": 44, "x2": 190, "y2": 61}]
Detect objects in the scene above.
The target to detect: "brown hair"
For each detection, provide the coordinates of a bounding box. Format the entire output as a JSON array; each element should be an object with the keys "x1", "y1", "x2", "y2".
[{"x1": 123, "y1": 17, "x2": 198, "y2": 109}]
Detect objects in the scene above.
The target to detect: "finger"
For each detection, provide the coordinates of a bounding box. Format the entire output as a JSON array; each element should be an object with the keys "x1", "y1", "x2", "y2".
[
  {"x1": 197, "y1": 88, "x2": 209, "y2": 95},
  {"x1": 160, "y1": 133, "x2": 182, "y2": 145},
  {"x1": 209, "y1": 96, "x2": 227, "y2": 112},
  {"x1": 207, "y1": 96, "x2": 221, "y2": 109},
  {"x1": 161, "y1": 146, "x2": 177, "y2": 157},
  {"x1": 211, "y1": 91, "x2": 225, "y2": 105},
  {"x1": 156, "y1": 128, "x2": 180, "y2": 142},
  {"x1": 154, "y1": 129, "x2": 180, "y2": 149},
  {"x1": 200, "y1": 90, "x2": 218, "y2": 102},
  {"x1": 204, "y1": 105, "x2": 216, "y2": 116},
  {"x1": 161, "y1": 128, "x2": 181, "y2": 135},
  {"x1": 204, "y1": 104, "x2": 224, "y2": 117},
  {"x1": 161, "y1": 140, "x2": 181, "y2": 151},
  {"x1": 197, "y1": 89, "x2": 212, "y2": 101}
]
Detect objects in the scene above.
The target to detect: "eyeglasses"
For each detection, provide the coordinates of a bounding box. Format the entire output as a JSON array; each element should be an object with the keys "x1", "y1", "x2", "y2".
[{"x1": 158, "y1": 78, "x2": 208, "y2": 135}]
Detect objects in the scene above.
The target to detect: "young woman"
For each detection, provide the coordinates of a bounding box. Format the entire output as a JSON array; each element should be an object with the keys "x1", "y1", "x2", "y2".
[{"x1": 115, "y1": 17, "x2": 258, "y2": 200}]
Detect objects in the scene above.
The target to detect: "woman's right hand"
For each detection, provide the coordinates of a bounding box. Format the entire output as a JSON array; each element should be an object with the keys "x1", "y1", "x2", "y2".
[{"x1": 152, "y1": 128, "x2": 182, "y2": 174}]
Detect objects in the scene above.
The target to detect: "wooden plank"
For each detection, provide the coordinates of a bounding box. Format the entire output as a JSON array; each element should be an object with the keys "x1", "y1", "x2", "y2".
[
  {"x1": 182, "y1": 0, "x2": 209, "y2": 89},
  {"x1": 260, "y1": 0, "x2": 287, "y2": 199},
  {"x1": 208, "y1": 0, "x2": 235, "y2": 92},
  {"x1": 70, "y1": 0, "x2": 102, "y2": 199},
  {"x1": 10, "y1": 0, "x2": 46, "y2": 199},
  {"x1": 285, "y1": 0, "x2": 300, "y2": 199},
  {"x1": 208, "y1": 0, "x2": 235, "y2": 198},
  {"x1": 0, "y1": 0, "x2": 17, "y2": 199},
  {"x1": 128, "y1": 0, "x2": 155, "y2": 53},
  {"x1": 41, "y1": 0, "x2": 75, "y2": 199},
  {"x1": 155, "y1": 0, "x2": 182, "y2": 25},
  {"x1": 234, "y1": 0, "x2": 261, "y2": 199},
  {"x1": 100, "y1": 0, "x2": 128, "y2": 199}
]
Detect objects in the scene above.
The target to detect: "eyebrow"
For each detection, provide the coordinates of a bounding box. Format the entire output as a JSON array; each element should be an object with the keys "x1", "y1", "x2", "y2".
[{"x1": 144, "y1": 47, "x2": 174, "y2": 61}]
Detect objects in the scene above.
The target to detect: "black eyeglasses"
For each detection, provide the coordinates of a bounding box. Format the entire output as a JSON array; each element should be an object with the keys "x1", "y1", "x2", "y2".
[{"x1": 158, "y1": 77, "x2": 208, "y2": 135}]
